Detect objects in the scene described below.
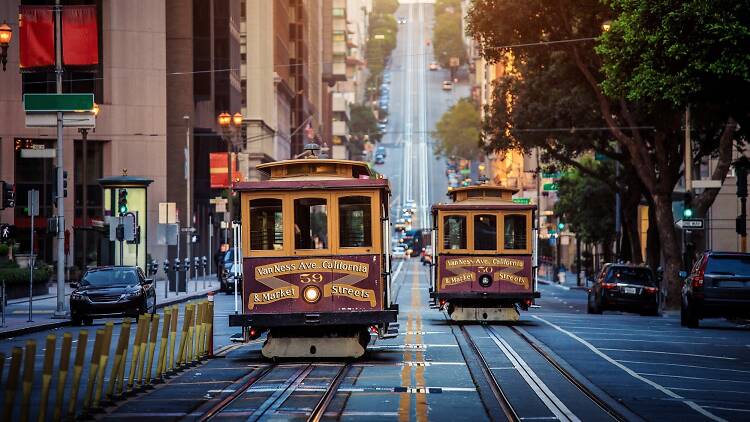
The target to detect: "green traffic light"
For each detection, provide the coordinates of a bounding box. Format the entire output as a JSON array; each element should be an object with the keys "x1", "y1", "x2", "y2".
[
  {"x1": 119, "y1": 204, "x2": 128, "y2": 214},
  {"x1": 558, "y1": 222, "x2": 565, "y2": 230},
  {"x1": 683, "y1": 208, "x2": 693, "y2": 218}
]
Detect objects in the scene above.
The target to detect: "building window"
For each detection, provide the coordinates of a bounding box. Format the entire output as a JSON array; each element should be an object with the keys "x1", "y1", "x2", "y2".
[
  {"x1": 339, "y1": 196, "x2": 372, "y2": 247},
  {"x1": 249, "y1": 198, "x2": 284, "y2": 250},
  {"x1": 443, "y1": 215, "x2": 466, "y2": 250},
  {"x1": 474, "y1": 214, "x2": 497, "y2": 250},
  {"x1": 294, "y1": 198, "x2": 328, "y2": 249}
]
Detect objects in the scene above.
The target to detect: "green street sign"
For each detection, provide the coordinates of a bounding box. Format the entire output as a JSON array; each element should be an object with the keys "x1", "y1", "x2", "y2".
[
  {"x1": 543, "y1": 182, "x2": 559, "y2": 191},
  {"x1": 512, "y1": 198, "x2": 531, "y2": 204},
  {"x1": 595, "y1": 152, "x2": 611, "y2": 161},
  {"x1": 24, "y1": 93, "x2": 94, "y2": 113},
  {"x1": 542, "y1": 171, "x2": 561, "y2": 179}
]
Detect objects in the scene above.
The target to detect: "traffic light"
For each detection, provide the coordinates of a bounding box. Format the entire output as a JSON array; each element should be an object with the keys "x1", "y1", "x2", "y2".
[
  {"x1": 61, "y1": 171, "x2": 68, "y2": 198},
  {"x1": 683, "y1": 192, "x2": 693, "y2": 218},
  {"x1": 683, "y1": 208, "x2": 693, "y2": 218},
  {"x1": 557, "y1": 222, "x2": 565, "y2": 230},
  {"x1": 117, "y1": 189, "x2": 128, "y2": 215},
  {"x1": 1, "y1": 182, "x2": 15, "y2": 209}
]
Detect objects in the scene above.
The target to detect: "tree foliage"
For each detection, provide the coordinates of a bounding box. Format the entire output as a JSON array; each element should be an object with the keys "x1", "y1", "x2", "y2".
[
  {"x1": 366, "y1": 13, "x2": 398, "y2": 87},
  {"x1": 555, "y1": 159, "x2": 616, "y2": 247},
  {"x1": 434, "y1": 98, "x2": 481, "y2": 160},
  {"x1": 349, "y1": 103, "x2": 382, "y2": 142},
  {"x1": 432, "y1": 6, "x2": 466, "y2": 67},
  {"x1": 372, "y1": 0, "x2": 399, "y2": 15},
  {"x1": 466, "y1": 0, "x2": 744, "y2": 306}
]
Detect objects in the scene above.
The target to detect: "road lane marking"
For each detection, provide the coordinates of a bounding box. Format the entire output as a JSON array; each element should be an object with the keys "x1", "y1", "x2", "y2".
[
  {"x1": 637, "y1": 373, "x2": 750, "y2": 384},
  {"x1": 487, "y1": 328, "x2": 580, "y2": 422},
  {"x1": 533, "y1": 315, "x2": 728, "y2": 422},
  {"x1": 617, "y1": 360, "x2": 750, "y2": 374},
  {"x1": 670, "y1": 387, "x2": 750, "y2": 395},
  {"x1": 597, "y1": 348, "x2": 736, "y2": 360},
  {"x1": 582, "y1": 337, "x2": 716, "y2": 346},
  {"x1": 702, "y1": 406, "x2": 750, "y2": 413}
]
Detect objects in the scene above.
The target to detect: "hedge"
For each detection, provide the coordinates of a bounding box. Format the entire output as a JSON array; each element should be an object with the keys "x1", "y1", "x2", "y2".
[{"x1": 0, "y1": 266, "x2": 52, "y2": 286}]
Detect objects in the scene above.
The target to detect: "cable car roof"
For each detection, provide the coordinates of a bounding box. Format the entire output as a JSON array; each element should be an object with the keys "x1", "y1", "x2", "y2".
[{"x1": 432, "y1": 185, "x2": 535, "y2": 210}]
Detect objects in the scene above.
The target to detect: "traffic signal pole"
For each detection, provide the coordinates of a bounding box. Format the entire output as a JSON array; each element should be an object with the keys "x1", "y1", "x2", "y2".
[{"x1": 53, "y1": 0, "x2": 67, "y2": 318}]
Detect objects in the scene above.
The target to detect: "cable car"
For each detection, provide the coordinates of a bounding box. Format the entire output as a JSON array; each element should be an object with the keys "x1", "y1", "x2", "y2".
[
  {"x1": 430, "y1": 184, "x2": 539, "y2": 321},
  {"x1": 229, "y1": 145, "x2": 399, "y2": 358}
]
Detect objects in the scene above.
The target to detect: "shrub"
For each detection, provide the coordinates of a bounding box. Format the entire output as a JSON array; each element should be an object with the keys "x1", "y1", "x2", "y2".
[{"x1": 0, "y1": 265, "x2": 52, "y2": 286}]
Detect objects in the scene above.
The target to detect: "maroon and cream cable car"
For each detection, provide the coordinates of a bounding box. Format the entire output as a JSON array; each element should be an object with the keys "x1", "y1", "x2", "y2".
[
  {"x1": 228, "y1": 147, "x2": 399, "y2": 358},
  {"x1": 430, "y1": 185, "x2": 539, "y2": 321}
]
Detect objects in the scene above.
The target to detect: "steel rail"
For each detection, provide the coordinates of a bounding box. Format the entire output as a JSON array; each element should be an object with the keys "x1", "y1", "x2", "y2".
[
  {"x1": 197, "y1": 364, "x2": 276, "y2": 421},
  {"x1": 459, "y1": 326, "x2": 520, "y2": 422},
  {"x1": 307, "y1": 363, "x2": 352, "y2": 422},
  {"x1": 509, "y1": 326, "x2": 628, "y2": 422}
]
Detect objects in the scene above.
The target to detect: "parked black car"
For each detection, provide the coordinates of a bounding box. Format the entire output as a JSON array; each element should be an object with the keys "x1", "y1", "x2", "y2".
[
  {"x1": 70, "y1": 266, "x2": 156, "y2": 325},
  {"x1": 681, "y1": 251, "x2": 750, "y2": 328},
  {"x1": 220, "y1": 248, "x2": 242, "y2": 294},
  {"x1": 588, "y1": 263, "x2": 660, "y2": 316}
]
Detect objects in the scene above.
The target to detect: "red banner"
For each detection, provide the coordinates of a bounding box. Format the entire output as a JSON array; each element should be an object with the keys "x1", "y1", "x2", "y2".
[
  {"x1": 19, "y1": 6, "x2": 55, "y2": 68},
  {"x1": 210, "y1": 153, "x2": 243, "y2": 188},
  {"x1": 62, "y1": 5, "x2": 99, "y2": 66}
]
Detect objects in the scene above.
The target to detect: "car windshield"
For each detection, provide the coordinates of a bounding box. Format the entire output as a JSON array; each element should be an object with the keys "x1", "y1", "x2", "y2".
[
  {"x1": 606, "y1": 267, "x2": 654, "y2": 286},
  {"x1": 82, "y1": 268, "x2": 139, "y2": 287},
  {"x1": 706, "y1": 255, "x2": 750, "y2": 275}
]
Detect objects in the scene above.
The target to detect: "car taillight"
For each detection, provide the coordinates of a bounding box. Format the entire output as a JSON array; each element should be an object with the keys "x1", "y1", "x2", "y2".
[
  {"x1": 692, "y1": 259, "x2": 707, "y2": 288},
  {"x1": 644, "y1": 287, "x2": 658, "y2": 294},
  {"x1": 601, "y1": 282, "x2": 617, "y2": 289}
]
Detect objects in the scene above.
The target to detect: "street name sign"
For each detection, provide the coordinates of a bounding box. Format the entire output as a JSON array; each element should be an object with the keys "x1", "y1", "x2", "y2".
[
  {"x1": 23, "y1": 93, "x2": 94, "y2": 112},
  {"x1": 543, "y1": 182, "x2": 559, "y2": 191},
  {"x1": 677, "y1": 219, "x2": 704, "y2": 230},
  {"x1": 512, "y1": 198, "x2": 531, "y2": 204}
]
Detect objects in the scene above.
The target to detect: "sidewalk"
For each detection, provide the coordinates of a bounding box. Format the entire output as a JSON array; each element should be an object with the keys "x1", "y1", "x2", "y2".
[
  {"x1": 537, "y1": 268, "x2": 589, "y2": 291},
  {"x1": 0, "y1": 274, "x2": 220, "y2": 338}
]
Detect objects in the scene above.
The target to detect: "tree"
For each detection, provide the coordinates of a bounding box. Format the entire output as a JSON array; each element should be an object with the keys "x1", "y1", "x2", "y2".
[
  {"x1": 432, "y1": 11, "x2": 467, "y2": 68},
  {"x1": 366, "y1": 13, "x2": 398, "y2": 88},
  {"x1": 434, "y1": 98, "x2": 482, "y2": 160},
  {"x1": 373, "y1": 0, "x2": 399, "y2": 15},
  {"x1": 555, "y1": 159, "x2": 616, "y2": 257},
  {"x1": 349, "y1": 103, "x2": 382, "y2": 142},
  {"x1": 435, "y1": 0, "x2": 462, "y2": 15},
  {"x1": 467, "y1": 0, "x2": 743, "y2": 306}
]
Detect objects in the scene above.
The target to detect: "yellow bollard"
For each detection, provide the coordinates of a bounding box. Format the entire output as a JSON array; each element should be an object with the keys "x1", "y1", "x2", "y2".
[
  {"x1": 93, "y1": 322, "x2": 114, "y2": 407},
  {"x1": 67, "y1": 330, "x2": 89, "y2": 418},
  {"x1": 207, "y1": 301, "x2": 214, "y2": 357},
  {"x1": 116, "y1": 319, "x2": 132, "y2": 396},
  {"x1": 176, "y1": 304, "x2": 193, "y2": 366},
  {"x1": 187, "y1": 303, "x2": 196, "y2": 363},
  {"x1": 168, "y1": 305, "x2": 179, "y2": 372},
  {"x1": 20, "y1": 340, "x2": 37, "y2": 422},
  {"x1": 127, "y1": 315, "x2": 146, "y2": 391},
  {"x1": 136, "y1": 315, "x2": 151, "y2": 386},
  {"x1": 200, "y1": 301, "x2": 208, "y2": 358},
  {"x1": 53, "y1": 333, "x2": 73, "y2": 422},
  {"x1": 145, "y1": 313, "x2": 160, "y2": 383},
  {"x1": 156, "y1": 308, "x2": 171, "y2": 379},
  {"x1": 83, "y1": 329, "x2": 105, "y2": 412},
  {"x1": 107, "y1": 319, "x2": 131, "y2": 399},
  {"x1": 3, "y1": 347, "x2": 23, "y2": 421},
  {"x1": 197, "y1": 301, "x2": 205, "y2": 359},
  {"x1": 192, "y1": 302, "x2": 201, "y2": 361},
  {"x1": 37, "y1": 334, "x2": 57, "y2": 422}
]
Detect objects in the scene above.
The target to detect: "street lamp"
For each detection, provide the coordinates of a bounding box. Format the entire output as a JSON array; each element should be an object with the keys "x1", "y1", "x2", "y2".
[
  {"x1": 0, "y1": 21, "x2": 12, "y2": 71},
  {"x1": 218, "y1": 111, "x2": 243, "y2": 224},
  {"x1": 79, "y1": 103, "x2": 100, "y2": 268}
]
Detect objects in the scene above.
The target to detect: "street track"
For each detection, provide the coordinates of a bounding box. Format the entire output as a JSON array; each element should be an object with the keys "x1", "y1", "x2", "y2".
[
  {"x1": 459, "y1": 324, "x2": 627, "y2": 422},
  {"x1": 198, "y1": 362, "x2": 351, "y2": 421}
]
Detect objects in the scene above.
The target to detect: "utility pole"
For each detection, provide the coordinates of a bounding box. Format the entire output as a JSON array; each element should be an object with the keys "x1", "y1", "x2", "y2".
[
  {"x1": 184, "y1": 116, "x2": 192, "y2": 284},
  {"x1": 615, "y1": 143, "x2": 621, "y2": 261},
  {"x1": 53, "y1": 0, "x2": 67, "y2": 318},
  {"x1": 734, "y1": 157, "x2": 749, "y2": 252},
  {"x1": 684, "y1": 105, "x2": 693, "y2": 269}
]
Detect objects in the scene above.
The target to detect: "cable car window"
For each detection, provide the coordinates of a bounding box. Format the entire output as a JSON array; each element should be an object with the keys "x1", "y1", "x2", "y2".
[
  {"x1": 443, "y1": 215, "x2": 467, "y2": 250},
  {"x1": 249, "y1": 198, "x2": 284, "y2": 250},
  {"x1": 504, "y1": 214, "x2": 527, "y2": 250},
  {"x1": 339, "y1": 196, "x2": 372, "y2": 247},
  {"x1": 474, "y1": 214, "x2": 497, "y2": 250},
  {"x1": 294, "y1": 198, "x2": 328, "y2": 249}
]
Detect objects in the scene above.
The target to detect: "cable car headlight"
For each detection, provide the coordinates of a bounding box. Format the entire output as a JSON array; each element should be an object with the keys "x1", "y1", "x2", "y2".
[
  {"x1": 479, "y1": 274, "x2": 493, "y2": 288},
  {"x1": 303, "y1": 285, "x2": 321, "y2": 304}
]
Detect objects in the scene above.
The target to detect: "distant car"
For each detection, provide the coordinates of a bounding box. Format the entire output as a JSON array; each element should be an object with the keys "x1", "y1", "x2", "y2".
[
  {"x1": 374, "y1": 154, "x2": 385, "y2": 164},
  {"x1": 401, "y1": 207, "x2": 413, "y2": 216},
  {"x1": 405, "y1": 200, "x2": 417, "y2": 213},
  {"x1": 429, "y1": 62, "x2": 439, "y2": 71},
  {"x1": 376, "y1": 145, "x2": 386, "y2": 157},
  {"x1": 379, "y1": 116, "x2": 389, "y2": 124},
  {"x1": 394, "y1": 218, "x2": 407, "y2": 232},
  {"x1": 70, "y1": 266, "x2": 156, "y2": 325},
  {"x1": 681, "y1": 251, "x2": 750, "y2": 328},
  {"x1": 442, "y1": 80, "x2": 453, "y2": 91},
  {"x1": 392, "y1": 245, "x2": 408, "y2": 259},
  {"x1": 588, "y1": 264, "x2": 660, "y2": 316},
  {"x1": 398, "y1": 17, "x2": 407, "y2": 24}
]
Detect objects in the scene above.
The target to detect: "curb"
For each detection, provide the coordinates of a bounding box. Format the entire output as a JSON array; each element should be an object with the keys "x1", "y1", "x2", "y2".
[{"x1": 0, "y1": 287, "x2": 220, "y2": 339}]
